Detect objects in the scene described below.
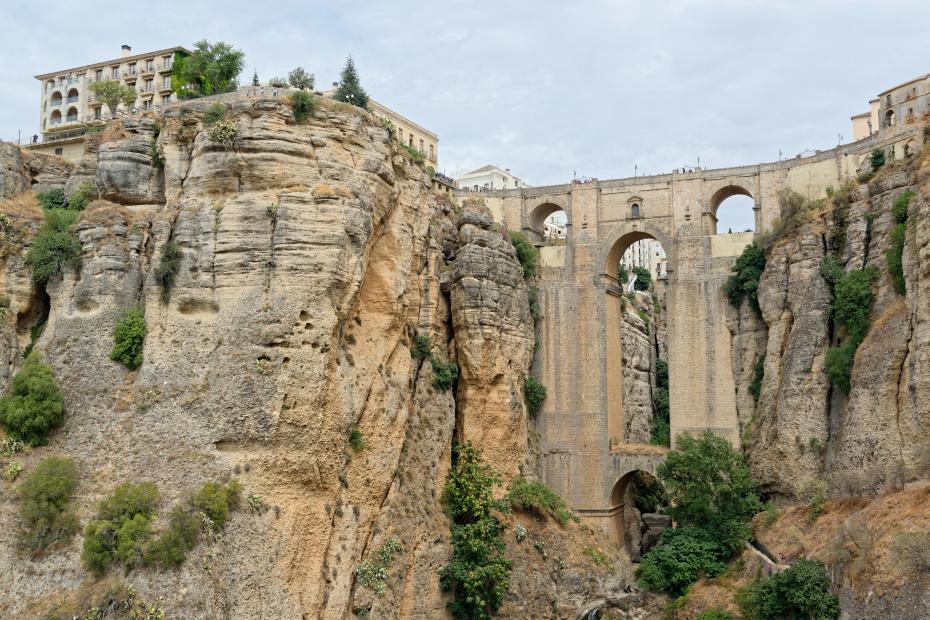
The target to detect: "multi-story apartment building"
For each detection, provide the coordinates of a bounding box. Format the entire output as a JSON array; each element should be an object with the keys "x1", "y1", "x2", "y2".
[
  {"x1": 621, "y1": 239, "x2": 667, "y2": 282},
  {"x1": 31, "y1": 44, "x2": 188, "y2": 161},
  {"x1": 851, "y1": 73, "x2": 930, "y2": 144},
  {"x1": 455, "y1": 164, "x2": 530, "y2": 191}
]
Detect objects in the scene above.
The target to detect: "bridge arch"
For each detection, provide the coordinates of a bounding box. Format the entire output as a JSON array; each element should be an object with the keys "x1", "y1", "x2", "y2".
[
  {"x1": 708, "y1": 184, "x2": 757, "y2": 234},
  {"x1": 600, "y1": 222, "x2": 675, "y2": 280},
  {"x1": 526, "y1": 197, "x2": 570, "y2": 241},
  {"x1": 609, "y1": 468, "x2": 665, "y2": 552}
]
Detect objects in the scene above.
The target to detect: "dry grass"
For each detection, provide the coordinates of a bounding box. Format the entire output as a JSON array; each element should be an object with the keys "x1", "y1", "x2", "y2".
[
  {"x1": 99, "y1": 119, "x2": 132, "y2": 143},
  {"x1": 609, "y1": 442, "x2": 670, "y2": 456}
]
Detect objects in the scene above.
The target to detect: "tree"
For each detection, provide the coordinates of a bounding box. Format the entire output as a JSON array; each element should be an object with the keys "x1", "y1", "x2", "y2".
[
  {"x1": 172, "y1": 40, "x2": 245, "y2": 98},
  {"x1": 0, "y1": 353, "x2": 65, "y2": 446},
  {"x1": 333, "y1": 56, "x2": 369, "y2": 109},
  {"x1": 737, "y1": 560, "x2": 839, "y2": 620},
  {"x1": 633, "y1": 266, "x2": 652, "y2": 291},
  {"x1": 288, "y1": 66, "x2": 315, "y2": 91},
  {"x1": 656, "y1": 431, "x2": 761, "y2": 556},
  {"x1": 89, "y1": 80, "x2": 137, "y2": 117},
  {"x1": 723, "y1": 241, "x2": 766, "y2": 309},
  {"x1": 252, "y1": 70, "x2": 259, "y2": 86}
]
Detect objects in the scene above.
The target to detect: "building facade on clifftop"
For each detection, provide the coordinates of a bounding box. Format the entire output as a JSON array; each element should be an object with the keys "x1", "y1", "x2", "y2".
[
  {"x1": 852, "y1": 73, "x2": 929, "y2": 143},
  {"x1": 456, "y1": 164, "x2": 530, "y2": 191},
  {"x1": 31, "y1": 45, "x2": 188, "y2": 160}
]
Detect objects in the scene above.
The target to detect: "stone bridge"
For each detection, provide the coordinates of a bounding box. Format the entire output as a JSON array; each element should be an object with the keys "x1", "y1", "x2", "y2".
[{"x1": 461, "y1": 126, "x2": 923, "y2": 543}]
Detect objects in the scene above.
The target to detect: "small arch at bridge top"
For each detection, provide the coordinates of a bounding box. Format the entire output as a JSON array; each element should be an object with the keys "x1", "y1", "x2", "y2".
[
  {"x1": 527, "y1": 200, "x2": 569, "y2": 244},
  {"x1": 709, "y1": 184, "x2": 756, "y2": 235},
  {"x1": 601, "y1": 224, "x2": 674, "y2": 280}
]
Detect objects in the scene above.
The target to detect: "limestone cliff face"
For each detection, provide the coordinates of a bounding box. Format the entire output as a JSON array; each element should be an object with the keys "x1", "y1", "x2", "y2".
[
  {"x1": 621, "y1": 295, "x2": 658, "y2": 445},
  {"x1": 0, "y1": 98, "x2": 626, "y2": 619},
  {"x1": 727, "y1": 149, "x2": 930, "y2": 499}
]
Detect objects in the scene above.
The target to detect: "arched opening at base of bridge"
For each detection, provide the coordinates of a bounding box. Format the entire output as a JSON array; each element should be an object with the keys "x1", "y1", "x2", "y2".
[
  {"x1": 710, "y1": 185, "x2": 757, "y2": 234},
  {"x1": 609, "y1": 470, "x2": 669, "y2": 560},
  {"x1": 604, "y1": 230, "x2": 670, "y2": 450},
  {"x1": 527, "y1": 202, "x2": 568, "y2": 245}
]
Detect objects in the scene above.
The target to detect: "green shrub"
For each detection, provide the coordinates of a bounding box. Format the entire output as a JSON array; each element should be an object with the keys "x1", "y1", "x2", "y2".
[
  {"x1": 636, "y1": 527, "x2": 728, "y2": 596},
  {"x1": 633, "y1": 266, "x2": 652, "y2": 291},
  {"x1": 67, "y1": 183, "x2": 97, "y2": 211},
  {"x1": 617, "y1": 263, "x2": 629, "y2": 285},
  {"x1": 26, "y1": 209, "x2": 82, "y2": 285},
  {"x1": 886, "y1": 190, "x2": 913, "y2": 296},
  {"x1": 0, "y1": 353, "x2": 65, "y2": 446},
  {"x1": 583, "y1": 545, "x2": 610, "y2": 567},
  {"x1": 154, "y1": 241, "x2": 182, "y2": 303},
  {"x1": 657, "y1": 431, "x2": 761, "y2": 557},
  {"x1": 191, "y1": 479, "x2": 242, "y2": 530},
  {"x1": 506, "y1": 478, "x2": 574, "y2": 524},
  {"x1": 355, "y1": 537, "x2": 401, "y2": 596},
  {"x1": 19, "y1": 456, "x2": 78, "y2": 552},
  {"x1": 111, "y1": 306, "x2": 146, "y2": 369},
  {"x1": 207, "y1": 119, "x2": 238, "y2": 145},
  {"x1": 723, "y1": 242, "x2": 766, "y2": 310},
  {"x1": 204, "y1": 102, "x2": 226, "y2": 126},
  {"x1": 401, "y1": 143, "x2": 425, "y2": 165},
  {"x1": 411, "y1": 333, "x2": 431, "y2": 359},
  {"x1": 524, "y1": 376, "x2": 547, "y2": 417},
  {"x1": 431, "y1": 357, "x2": 458, "y2": 391},
  {"x1": 808, "y1": 493, "x2": 826, "y2": 523},
  {"x1": 36, "y1": 188, "x2": 66, "y2": 210},
  {"x1": 870, "y1": 148, "x2": 885, "y2": 171},
  {"x1": 749, "y1": 354, "x2": 765, "y2": 404},
  {"x1": 510, "y1": 231, "x2": 538, "y2": 277},
  {"x1": 737, "y1": 559, "x2": 839, "y2": 620},
  {"x1": 696, "y1": 610, "x2": 733, "y2": 620},
  {"x1": 760, "y1": 501, "x2": 781, "y2": 528},
  {"x1": 150, "y1": 138, "x2": 163, "y2": 169},
  {"x1": 821, "y1": 261, "x2": 878, "y2": 393},
  {"x1": 290, "y1": 90, "x2": 318, "y2": 124},
  {"x1": 528, "y1": 285, "x2": 541, "y2": 320},
  {"x1": 82, "y1": 482, "x2": 159, "y2": 575},
  {"x1": 349, "y1": 429, "x2": 364, "y2": 452},
  {"x1": 651, "y1": 359, "x2": 670, "y2": 446},
  {"x1": 143, "y1": 505, "x2": 199, "y2": 569},
  {"x1": 440, "y1": 442, "x2": 511, "y2": 620}
]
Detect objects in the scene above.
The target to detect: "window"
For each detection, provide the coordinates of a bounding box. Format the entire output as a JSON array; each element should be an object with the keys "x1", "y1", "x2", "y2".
[
  {"x1": 429, "y1": 144, "x2": 434, "y2": 160},
  {"x1": 419, "y1": 138, "x2": 424, "y2": 153},
  {"x1": 95, "y1": 69, "x2": 103, "y2": 81},
  {"x1": 473, "y1": 184, "x2": 478, "y2": 191},
  {"x1": 143, "y1": 99, "x2": 152, "y2": 111},
  {"x1": 128, "y1": 63, "x2": 136, "y2": 75},
  {"x1": 163, "y1": 76, "x2": 171, "y2": 89},
  {"x1": 631, "y1": 204, "x2": 641, "y2": 218},
  {"x1": 164, "y1": 55, "x2": 173, "y2": 68},
  {"x1": 408, "y1": 135, "x2": 413, "y2": 147},
  {"x1": 111, "y1": 66, "x2": 119, "y2": 79},
  {"x1": 162, "y1": 94, "x2": 171, "y2": 104},
  {"x1": 94, "y1": 107, "x2": 101, "y2": 119},
  {"x1": 145, "y1": 79, "x2": 153, "y2": 92},
  {"x1": 514, "y1": 180, "x2": 518, "y2": 188}
]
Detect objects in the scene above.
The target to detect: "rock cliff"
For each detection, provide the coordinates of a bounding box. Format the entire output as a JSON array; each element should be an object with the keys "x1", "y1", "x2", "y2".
[{"x1": 0, "y1": 98, "x2": 629, "y2": 618}]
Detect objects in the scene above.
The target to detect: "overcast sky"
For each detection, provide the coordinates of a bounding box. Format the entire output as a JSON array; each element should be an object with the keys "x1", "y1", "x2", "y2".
[{"x1": 2, "y1": 0, "x2": 928, "y2": 231}]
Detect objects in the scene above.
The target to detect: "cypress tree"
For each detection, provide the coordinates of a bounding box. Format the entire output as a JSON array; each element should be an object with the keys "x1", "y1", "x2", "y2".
[{"x1": 333, "y1": 56, "x2": 369, "y2": 109}]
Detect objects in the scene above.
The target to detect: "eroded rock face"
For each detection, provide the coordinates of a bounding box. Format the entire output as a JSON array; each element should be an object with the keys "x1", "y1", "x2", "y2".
[
  {"x1": 0, "y1": 100, "x2": 622, "y2": 619},
  {"x1": 730, "y1": 150, "x2": 930, "y2": 499},
  {"x1": 621, "y1": 300, "x2": 656, "y2": 445}
]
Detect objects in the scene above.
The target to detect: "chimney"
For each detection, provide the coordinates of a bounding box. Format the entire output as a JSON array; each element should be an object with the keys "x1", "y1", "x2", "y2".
[{"x1": 121, "y1": 44, "x2": 132, "y2": 57}]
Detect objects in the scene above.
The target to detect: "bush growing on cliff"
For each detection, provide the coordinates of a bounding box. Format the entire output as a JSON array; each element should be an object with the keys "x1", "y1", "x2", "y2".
[
  {"x1": 411, "y1": 333, "x2": 431, "y2": 359},
  {"x1": 67, "y1": 183, "x2": 97, "y2": 211},
  {"x1": 655, "y1": 431, "x2": 760, "y2": 553},
  {"x1": 636, "y1": 527, "x2": 728, "y2": 596},
  {"x1": 204, "y1": 102, "x2": 227, "y2": 126},
  {"x1": 431, "y1": 357, "x2": 458, "y2": 391},
  {"x1": 82, "y1": 482, "x2": 159, "y2": 575},
  {"x1": 36, "y1": 187, "x2": 66, "y2": 210},
  {"x1": 886, "y1": 190, "x2": 914, "y2": 296},
  {"x1": 524, "y1": 376, "x2": 547, "y2": 417},
  {"x1": 19, "y1": 456, "x2": 78, "y2": 553},
  {"x1": 440, "y1": 442, "x2": 511, "y2": 620},
  {"x1": 749, "y1": 354, "x2": 765, "y2": 404},
  {"x1": 0, "y1": 353, "x2": 65, "y2": 446},
  {"x1": 618, "y1": 263, "x2": 629, "y2": 285},
  {"x1": 821, "y1": 258, "x2": 878, "y2": 393},
  {"x1": 289, "y1": 90, "x2": 318, "y2": 124},
  {"x1": 630, "y1": 470, "x2": 669, "y2": 514},
  {"x1": 509, "y1": 231, "x2": 538, "y2": 277},
  {"x1": 633, "y1": 266, "x2": 652, "y2": 291},
  {"x1": 651, "y1": 359, "x2": 670, "y2": 446},
  {"x1": 26, "y1": 209, "x2": 82, "y2": 285},
  {"x1": 736, "y1": 559, "x2": 839, "y2": 620},
  {"x1": 869, "y1": 147, "x2": 886, "y2": 172},
  {"x1": 154, "y1": 241, "x2": 182, "y2": 303},
  {"x1": 207, "y1": 119, "x2": 238, "y2": 146},
  {"x1": 506, "y1": 477, "x2": 574, "y2": 524},
  {"x1": 111, "y1": 306, "x2": 146, "y2": 370},
  {"x1": 723, "y1": 241, "x2": 766, "y2": 310},
  {"x1": 696, "y1": 610, "x2": 732, "y2": 620}
]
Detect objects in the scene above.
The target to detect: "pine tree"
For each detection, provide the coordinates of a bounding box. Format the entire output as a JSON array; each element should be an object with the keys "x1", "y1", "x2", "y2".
[
  {"x1": 333, "y1": 56, "x2": 369, "y2": 109},
  {"x1": 252, "y1": 70, "x2": 259, "y2": 86}
]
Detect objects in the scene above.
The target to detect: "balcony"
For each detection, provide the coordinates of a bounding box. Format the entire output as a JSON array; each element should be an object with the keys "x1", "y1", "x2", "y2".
[
  {"x1": 158, "y1": 62, "x2": 174, "y2": 72},
  {"x1": 66, "y1": 95, "x2": 79, "y2": 104},
  {"x1": 124, "y1": 68, "x2": 138, "y2": 78},
  {"x1": 141, "y1": 64, "x2": 156, "y2": 76}
]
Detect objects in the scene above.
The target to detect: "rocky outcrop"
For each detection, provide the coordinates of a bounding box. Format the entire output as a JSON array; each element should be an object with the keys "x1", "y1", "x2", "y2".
[
  {"x1": 621, "y1": 296, "x2": 657, "y2": 444},
  {"x1": 0, "y1": 97, "x2": 624, "y2": 619},
  {"x1": 729, "y1": 149, "x2": 930, "y2": 499}
]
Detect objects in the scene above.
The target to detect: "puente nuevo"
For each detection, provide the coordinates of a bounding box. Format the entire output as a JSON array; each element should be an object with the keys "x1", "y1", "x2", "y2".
[{"x1": 462, "y1": 123, "x2": 925, "y2": 543}]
